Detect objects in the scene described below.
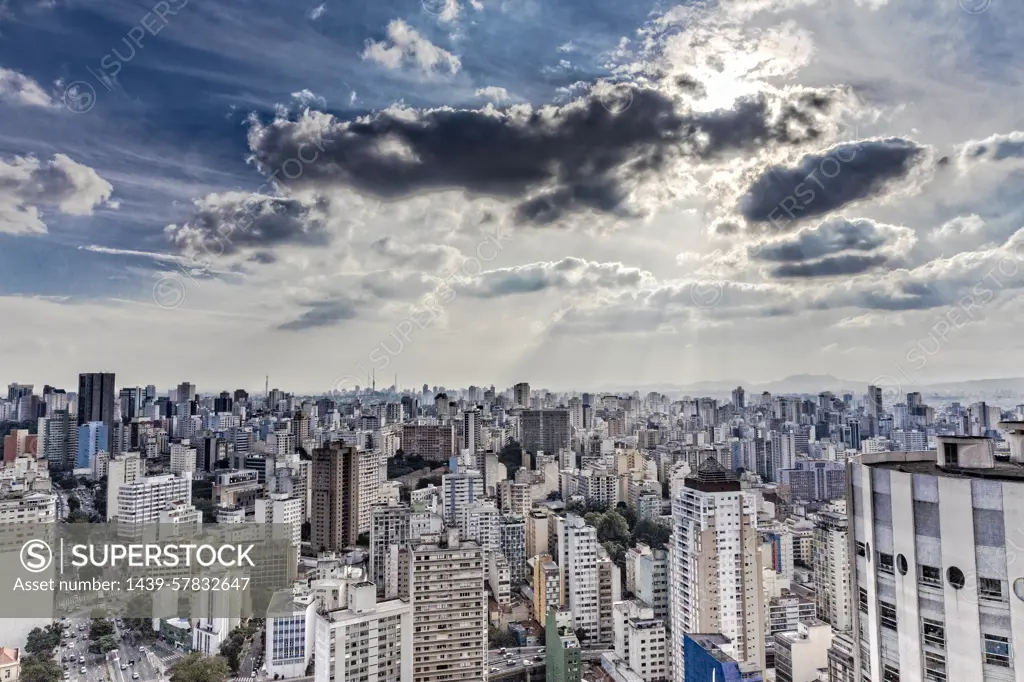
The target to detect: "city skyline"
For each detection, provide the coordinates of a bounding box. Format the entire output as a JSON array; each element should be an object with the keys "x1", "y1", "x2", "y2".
[{"x1": 1, "y1": 0, "x2": 1023, "y2": 389}]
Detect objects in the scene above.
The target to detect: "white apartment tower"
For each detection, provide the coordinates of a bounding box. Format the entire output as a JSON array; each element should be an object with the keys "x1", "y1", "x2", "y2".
[
  {"x1": 441, "y1": 467, "x2": 484, "y2": 532},
  {"x1": 410, "y1": 531, "x2": 487, "y2": 682},
  {"x1": 669, "y1": 458, "x2": 765, "y2": 680},
  {"x1": 557, "y1": 514, "x2": 601, "y2": 642},
  {"x1": 314, "y1": 579, "x2": 414, "y2": 682},
  {"x1": 813, "y1": 509, "x2": 853, "y2": 632},
  {"x1": 370, "y1": 502, "x2": 411, "y2": 599},
  {"x1": 117, "y1": 472, "x2": 191, "y2": 525},
  {"x1": 849, "y1": 428, "x2": 1024, "y2": 682},
  {"x1": 105, "y1": 451, "x2": 142, "y2": 521},
  {"x1": 255, "y1": 493, "x2": 303, "y2": 547}
]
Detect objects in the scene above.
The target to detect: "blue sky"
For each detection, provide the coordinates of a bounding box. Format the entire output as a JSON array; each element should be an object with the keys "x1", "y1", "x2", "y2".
[{"x1": 2, "y1": 0, "x2": 1024, "y2": 393}]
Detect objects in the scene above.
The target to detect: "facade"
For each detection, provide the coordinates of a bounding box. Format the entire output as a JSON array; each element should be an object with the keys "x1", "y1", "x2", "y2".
[
  {"x1": 611, "y1": 600, "x2": 669, "y2": 681},
  {"x1": 401, "y1": 424, "x2": 455, "y2": 462},
  {"x1": 409, "y1": 531, "x2": 487, "y2": 682},
  {"x1": 670, "y1": 458, "x2": 765, "y2": 680},
  {"x1": 0, "y1": 647, "x2": 19, "y2": 682},
  {"x1": 105, "y1": 451, "x2": 141, "y2": 521},
  {"x1": 169, "y1": 440, "x2": 197, "y2": 474},
  {"x1": 312, "y1": 443, "x2": 360, "y2": 552},
  {"x1": 773, "y1": 620, "x2": 831, "y2": 682},
  {"x1": 38, "y1": 409, "x2": 78, "y2": 471},
  {"x1": 778, "y1": 459, "x2": 846, "y2": 502},
  {"x1": 520, "y1": 409, "x2": 571, "y2": 454},
  {"x1": 531, "y1": 553, "x2": 561, "y2": 623},
  {"x1": 682, "y1": 634, "x2": 763, "y2": 682},
  {"x1": 442, "y1": 468, "x2": 484, "y2": 532},
  {"x1": 767, "y1": 594, "x2": 817, "y2": 634},
  {"x1": 313, "y1": 581, "x2": 413, "y2": 682},
  {"x1": 116, "y1": 473, "x2": 191, "y2": 524},
  {"x1": 0, "y1": 490, "x2": 55, "y2": 525},
  {"x1": 77, "y1": 372, "x2": 115, "y2": 450},
  {"x1": 849, "y1": 430, "x2": 1024, "y2": 682},
  {"x1": 370, "y1": 502, "x2": 411, "y2": 598},
  {"x1": 357, "y1": 449, "x2": 381, "y2": 534},
  {"x1": 813, "y1": 509, "x2": 853, "y2": 632},
  {"x1": 632, "y1": 544, "x2": 670, "y2": 621},
  {"x1": 547, "y1": 608, "x2": 582, "y2": 682},
  {"x1": 499, "y1": 514, "x2": 527, "y2": 583},
  {"x1": 557, "y1": 514, "x2": 601, "y2": 642},
  {"x1": 255, "y1": 493, "x2": 303, "y2": 547},
  {"x1": 76, "y1": 422, "x2": 108, "y2": 470}
]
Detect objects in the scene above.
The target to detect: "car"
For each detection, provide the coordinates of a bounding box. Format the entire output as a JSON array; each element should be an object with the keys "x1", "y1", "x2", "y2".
[
  {"x1": 63, "y1": 665, "x2": 69, "y2": 671},
  {"x1": 132, "y1": 674, "x2": 139, "y2": 680},
  {"x1": 499, "y1": 648, "x2": 507, "y2": 654},
  {"x1": 79, "y1": 657, "x2": 84, "y2": 664},
  {"x1": 538, "y1": 648, "x2": 545, "y2": 654},
  {"x1": 80, "y1": 668, "x2": 86, "y2": 675},
  {"x1": 120, "y1": 665, "x2": 126, "y2": 671},
  {"x1": 523, "y1": 660, "x2": 532, "y2": 666},
  {"x1": 63, "y1": 674, "x2": 69, "y2": 680},
  {"x1": 129, "y1": 660, "x2": 134, "y2": 666},
  {"x1": 507, "y1": 660, "x2": 516, "y2": 667}
]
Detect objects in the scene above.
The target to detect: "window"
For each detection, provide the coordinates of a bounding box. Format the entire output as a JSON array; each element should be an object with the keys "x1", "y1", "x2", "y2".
[
  {"x1": 924, "y1": 651, "x2": 946, "y2": 682},
  {"x1": 882, "y1": 664, "x2": 900, "y2": 681},
  {"x1": 947, "y1": 567, "x2": 966, "y2": 590},
  {"x1": 878, "y1": 552, "x2": 895, "y2": 575},
  {"x1": 984, "y1": 634, "x2": 1011, "y2": 668},
  {"x1": 856, "y1": 541, "x2": 866, "y2": 558},
  {"x1": 980, "y1": 578, "x2": 1005, "y2": 602},
  {"x1": 943, "y1": 443, "x2": 959, "y2": 467},
  {"x1": 922, "y1": 618, "x2": 945, "y2": 649},
  {"x1": 920, "y1": 565, "x2": 942, "y2": 588},
  {"x1": 859, "y1": 587, "x2": 869, "y2": 613},
  {"x1": 897, "y1": 554, "x2": 909, "y2": 575},
  {"x1": 879, "y1": 600, "x2": 898, "y2": 631}
]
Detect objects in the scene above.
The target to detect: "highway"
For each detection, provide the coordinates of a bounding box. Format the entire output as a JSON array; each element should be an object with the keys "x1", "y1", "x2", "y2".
[{"x1": 486, "y1": 646, "x2": 546, "y2": 675}]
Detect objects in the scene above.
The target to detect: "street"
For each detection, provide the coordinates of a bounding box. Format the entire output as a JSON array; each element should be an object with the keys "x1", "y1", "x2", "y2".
[{"x1": 53, "y1": 617, "x2": 162, "y2": 682}]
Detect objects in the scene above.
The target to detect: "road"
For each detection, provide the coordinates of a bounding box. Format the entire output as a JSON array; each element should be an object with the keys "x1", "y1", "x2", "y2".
[
  {"x1": 238, "y1": 626, "x2": 264, "y2": 679},
  {"x1": 53, "y1": 617, "x2": 162, "y2": 682},
  {"x1": 486, "y1": 645, "x2": 547, "y2": 675}
]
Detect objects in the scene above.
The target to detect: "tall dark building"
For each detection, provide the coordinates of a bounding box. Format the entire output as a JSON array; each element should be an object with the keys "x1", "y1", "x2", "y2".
[
  {"x1": 311, "y1": 443, "x2": 360, "y2": 552},
  {"x1": 77, "y1": 372, "x2": 115, "y2": 448},
  {"x1": 214, "y1": 392, "x2": 233, "y2": 413}
]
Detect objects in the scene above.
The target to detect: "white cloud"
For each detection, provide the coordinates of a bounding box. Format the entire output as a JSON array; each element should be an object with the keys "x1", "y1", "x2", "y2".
[
  {"x1": 309, "y1": 3, "x2": 326, "y2": 20},
  {"x1": 475, "y1": 86, "x2": 510, "y2": 103},
  {"x1": 0, "y1": 154, "x2": 115, "y2": 235},
  {"x1": 0, "y1": 67, "x2": 55, "y2": 109},
  {"x1": 361, "y1": 20, "x2": 461, "y2": 76}
]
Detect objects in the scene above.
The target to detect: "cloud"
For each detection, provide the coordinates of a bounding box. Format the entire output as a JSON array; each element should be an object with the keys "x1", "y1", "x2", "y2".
[
  {"x1": 361, "y1": 19, "x2": 461, "y2": 76},
  {"x1": 164, "y1": 192, "x2": 330, "y2": 257},
  {"x1": 0, "y1": 154, "x2": 115, "y2": 234},
  {"x1": 278, "y1": 298, "x2": 358, "y2": 330},
  {"x1": 738, "y1": 138, "x2": 928, "y2": 227},
  {"x1": 370, "y1": 236, "x2": 463, "y2": 272},
  {"x1": 460, "y1": 257, "x2": 656, "y2": 298},
  {"x1": 749, "y1": 217, "x2": 915, "y2": 279},
  {"x1": 291, "y1": 89, "x2": 326, "y2": 109},
  {"x1": 0, "y1": 67, "x2": 55, "y2": 109},
  {"x1": 959, "y1": 131, "x2": 1024, "y2": 165},
  {"x1": 246, "y1": 81, "x2": 846, "y2": 226},
  {"x1": 308, "y1": 3, "x2": 325, "y2": 20},
  {"x1": 769, "y1": 253, "x2": 889, "y2": 277},
  {"x1": 475, "y1": 86, "x2": 510, "y2": 103}
]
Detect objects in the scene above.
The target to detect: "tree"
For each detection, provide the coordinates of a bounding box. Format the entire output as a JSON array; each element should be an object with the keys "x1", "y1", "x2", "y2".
[
  {"x1": 488, "y1": 626, "x2": 518, "y2": 649},
  {"x1": 88, "y1": 635, "x2": 119, "y2": 655},
  {"x1": 498, "y1": 440, "x2": 524, "y2": 478},
  {"x1": 89, "y1": 619, "x2": 115, "y2": 640},
  {"x1": 301, "y1": 521, "x2": 311, "y2": 542},
  {"x1": 67, "y1": 497, "x2": 81, "y2": 513},
  {"x1": 68, "y1": 510, "x2": 91, "y2": 523},
  {"x1": 24, "y1": 626, "x2": 61, "y2": 656},
  {"x1": 57, "y1": 477, "x2": 79, "y2": 491},
  {"x1": 602, "y1": 541, "x2": 626, "y2": 567},
  {"x1": 615, "y1": 501, "x2": 637, "y2": 528},
  {"x1": 192, "y1": 497, "x2": 217, "y2": 524},
  {"x1": 596, "y1": 511, "x2": 631, "y2": 545},
  {"x1": 632, "y1": 519, "x2": 672, "y2": 548},
  {"x1": 574, "y1": 627, "x2": 590, "y2": 646},
  {"x1": 19, "y1": 655, "x2": 62, "y2": 682},
  {"x1": 416, "y1": 475, "x2": 443, "y2": 489},
  {"x1": 170, "y1": 653, "x2": 230, "y2": 682}
]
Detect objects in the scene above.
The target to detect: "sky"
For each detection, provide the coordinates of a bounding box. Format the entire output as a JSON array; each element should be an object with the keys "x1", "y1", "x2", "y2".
[{"x1": 1, "y1": 0, "x2": 1023, "y2": 394}]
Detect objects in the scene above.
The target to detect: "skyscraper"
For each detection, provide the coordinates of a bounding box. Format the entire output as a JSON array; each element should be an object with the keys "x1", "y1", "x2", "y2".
[
  {"x1": 311, "y1": 443, "x2": 360, "y2": 551},
  {"x1": 520, "y1": 408, "x2": 571, "y2": 454},
  {"x1": 78, "y1": 372, "x2": 115, "y2": 449},
  {"x1": 514, "y1": 382, "x2": 531, "y2": 408},
  {"x1": 849, "y1": 428, "x2": 1024, "y2": 681},
  {"x1": 670, "y1": 458, "x2": 765, "y2": 681}
]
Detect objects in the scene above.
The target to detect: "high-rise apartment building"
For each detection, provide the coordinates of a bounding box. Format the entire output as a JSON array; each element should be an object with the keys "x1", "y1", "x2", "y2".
[
  {"x1": 670, "y1": 458, "x2": 765, "y2": 680},
  {"x1": 514, "y1": 382, "x2": 531, "y2": 408},
  {"x1": 38, "y1": 409, "x2": 78, "y2": 471},
  {"x1": 357, "y1": 450, "x2": 381, "y2": 534},
  {"x1": 313, "y1": 578, "x2": 414, "y2": 682},
  {"x1": 547, "y1": 609, "x2": 582, "y2": 682},
  {"x1": 520, "y1": 409, "x2": 571, "y2": 454},
  {"x1": 77, "y1": 372, "x2": 115, "y2": 449},
  {"x1": 116, "y1": 472, "x2": 191, "y2": 525},
  {"x1": 312, "y1": 443, "x2": 360, "y2": 552},
  {"x1": 410, "y1": 531, "x2": 487, "y2": 682},
  {"x1": 169, "y1": 440, "x2": 197, "y2": 474},
  {"x1": 813, "y1": 509, "x2": 852, "y2": 632},
  {"x1": 401, "y1": 423, "x2": 455, "y2": 462},
  {"x1": 848, "y1": 428, "x2": 1024, "y2": 682},
  {"x1": 106, "y1": 451, "x2": 141, "y2": 521},
  {"x1": 442, "y1": 467, "x2": 484, "y2": 531},
  {"x1": 76, "y1": 421, "x2": 109, "y2": 470},
  {"x1": 255, "y1": 493, "x2": 303, "y2": 546},
  {"x1": 370, "y1": 502, "x2": 411, "y2": 599},
  {"x1": 556, "y1": 514, "x2": 601, "y2": 642},
  {"x1": 609, "y1": 600, "x2": 669, "y2": 682}
]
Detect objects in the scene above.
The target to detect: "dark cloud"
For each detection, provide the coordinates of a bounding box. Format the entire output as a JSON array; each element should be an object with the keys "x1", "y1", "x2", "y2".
[
  {"x1": 753, "y1": 217, "x2": 897, "y2": 262},
  {"x1": 770, "y1": 253, "x2": 888, "y2": 277},
  {"x1": 738, "y1": 138, "x2": 926, "y2": 226},
  {"x1": 277, "y1": 299, "x2": 359, "y2": 331},
  {"x1": 165, "y1": 194, "x2": 329, "y2": 256},
  {"x1": 249, "y1": 251, "x2": 278, "y2": 264},
  {"x1": 247, "y1": 81, "x2": 844, "y2": 225},
  {"x1": 961, "y1": 131, "x2": 1024, "y2": 163}
]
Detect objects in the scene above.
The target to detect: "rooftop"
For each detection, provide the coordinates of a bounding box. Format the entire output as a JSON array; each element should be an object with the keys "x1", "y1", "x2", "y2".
[{"x1": 861, "y1": 449, "x2": 1024, "y2": 482}]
